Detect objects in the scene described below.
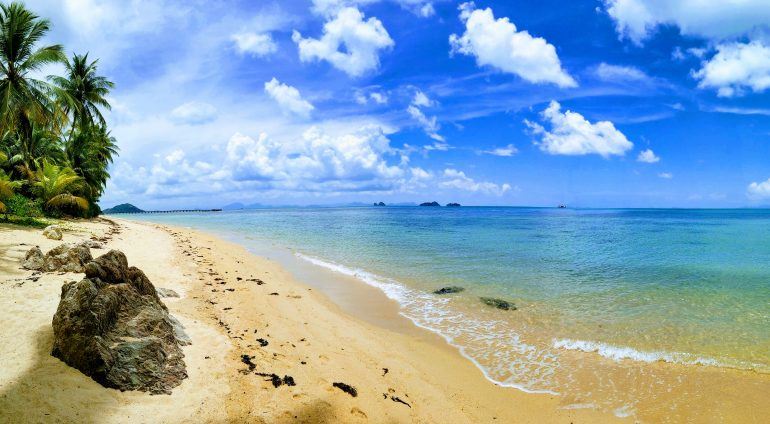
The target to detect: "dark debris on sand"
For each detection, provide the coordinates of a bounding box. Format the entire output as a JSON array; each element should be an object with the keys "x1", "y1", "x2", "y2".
[{"x1": 333, "y1": 382, "x2": 358, "y2": 397}]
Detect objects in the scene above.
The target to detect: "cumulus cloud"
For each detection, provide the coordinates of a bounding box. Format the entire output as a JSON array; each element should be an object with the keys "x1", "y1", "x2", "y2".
[
  {"x1": 604, "y1": 0, "x2": 770, "y2": 45},
  {"x1": 637, "y1": 148, "x2": 660, "y2": 163},
  {"x1": 264, "y1": 78, "x2": 315, "y2": 118},
  {"x1": 170, "y1": 101, "x2": 218, "y2": 125},
  {"x1": 232, "y1": 32, "x2": 278, "y2": 57},
  {"x1": 439, "y1": 169, "x2": 512, "y2": 195},
  {"x1": 293, "y1": 7, "x2": 394, "y2": 77},
  {"x1": 525, "y1": 101, "x2": 633, "y2": 157},
  {"x1": 407, "y1": 90, "x2": 445, "y2": 143},
  {"x1": 693, "y1": 41, "x2": 770, "y2": 97},
  {"x1": 482, "y1": 144, "x2": 518, "y2": 157},
  {"x1": 449, "y1": 2, "x2": 576, "y2": 88},
  {"x1": 747, "y1": 178, "x2": 770, "y2": 200}
]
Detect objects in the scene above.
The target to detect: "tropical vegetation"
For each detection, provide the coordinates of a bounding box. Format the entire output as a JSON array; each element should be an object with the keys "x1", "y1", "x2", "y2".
[{"x1": 0, "y1": 2, "x2": 117, "y2": 221}]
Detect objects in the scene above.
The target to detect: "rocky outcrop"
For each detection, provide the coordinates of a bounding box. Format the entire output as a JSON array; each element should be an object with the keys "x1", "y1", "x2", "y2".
[
  {"x1": 43, "y1": 225, "x2": 63, "y2": 240},
  {"x1": 479, "y1": 297, "x2": 516, "y2": 311},
  {"x1": 433, "y1": 286, "x2": 464, "y2": 295},
  {"x1": 156, "y1": 287, "x2": 180, "y2": 298},
  {"x1": 22, "y1": 246, "x2": 45, "y2": 270},
  {"x1": 78, "y1": 240, "x2": 104, "y2": 249},
  {"x1": 22, "y1": 243, "x2": 92, "y2": 272},
  {"x1": 51, "y1": 250, "x2": 189, "y2": 394}
]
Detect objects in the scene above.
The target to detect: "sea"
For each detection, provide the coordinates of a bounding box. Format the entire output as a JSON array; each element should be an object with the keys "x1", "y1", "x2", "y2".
[{"x1": 125, "y1": 207, "x2": 770, "y2": 418}]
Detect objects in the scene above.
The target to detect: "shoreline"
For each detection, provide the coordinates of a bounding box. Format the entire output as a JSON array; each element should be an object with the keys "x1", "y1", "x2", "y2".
[{"x1": 0, "y1": 218, "x2": 619, "y2": 423}]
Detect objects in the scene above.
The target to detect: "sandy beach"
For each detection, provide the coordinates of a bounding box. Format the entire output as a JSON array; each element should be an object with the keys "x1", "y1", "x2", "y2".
[{"x1": 0, "y1": 218, "x2": 622, "y2": 423}]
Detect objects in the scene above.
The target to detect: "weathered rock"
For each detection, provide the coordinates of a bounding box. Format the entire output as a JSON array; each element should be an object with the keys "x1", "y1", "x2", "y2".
[
  {"x1": 51, "y1": 250, "x2": 189, "y2": 394},
  {"x1": 43, "y1": 244, "x2": 93, "y2": 272},
  {"x1": 78, "y1": 240, "x2": 104, "y2": 249},
  {"x1": 156, "y1": 287, "x2": 180, "y2": 298},
  {"x1": 479, "y1": 297, "x2": 516, "y2": 311},
  {"x1": 21, "y1": 244, "x2": 92, "y2": 273},
  {"x1": 43, "y1": 225, "x2": 63, "y2": 240},
  {"x1": 433, "y1": 286, "x2": 464, "y2": 295},
  {"x1": 22, "y1": 246, "x2": 45, "y2": 270}
]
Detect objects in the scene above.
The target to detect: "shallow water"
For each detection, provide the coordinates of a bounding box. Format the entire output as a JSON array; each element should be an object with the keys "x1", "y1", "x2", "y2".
[{"x1": 126, "y1": 207, "x2": 770, "y2": 417}]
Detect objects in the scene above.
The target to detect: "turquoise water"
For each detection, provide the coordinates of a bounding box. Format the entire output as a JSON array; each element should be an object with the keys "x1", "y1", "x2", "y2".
[{"x1": 126, "y1": 207, "x2": 770, "y2": 393}]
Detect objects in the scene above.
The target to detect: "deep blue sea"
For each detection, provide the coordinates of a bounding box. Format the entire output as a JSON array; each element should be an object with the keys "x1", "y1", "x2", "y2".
[{"x1": 125, "y1": 207, "x2": 770, "y2": 399}]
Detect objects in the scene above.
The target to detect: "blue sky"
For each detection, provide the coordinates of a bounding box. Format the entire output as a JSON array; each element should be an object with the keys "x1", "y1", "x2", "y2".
[{"x1": 26, "y1": 0, "x2": 770, "y2": 208}]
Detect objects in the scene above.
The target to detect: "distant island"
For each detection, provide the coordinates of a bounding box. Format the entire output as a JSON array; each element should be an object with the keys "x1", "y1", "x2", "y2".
[
  {"x1": 102, "y1": 203, "x2": 144, "y2": 214},
  {"x1": 420, "y1": 201, "x2": 441, "y2": 207},
  {"x1": 373, "y1": 202, "x2": 386, "y2": 207},
  {"x1": 446, "y1": 203, "x2": 461, "y2": 207}
]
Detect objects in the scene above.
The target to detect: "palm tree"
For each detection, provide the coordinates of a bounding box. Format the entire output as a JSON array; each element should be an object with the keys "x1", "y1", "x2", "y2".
[
  {"x1": 66, "y1": 124, "x2": 117, "y2": 199},
  {"x1": 50, "y1": 53, "x2": 113, "y2": 135},
  {"x1": 0, "y1": 2, "x2": 66, "y2": 149},
  {"x1": 4, "y1": 126, "x2": 64, "y2": 179},
  {"x1": 32, "y1": 159, "x2": 88, "y2": 215},
  {"x1": 0, "y1": 170, "x2": 20, "y2": 213}
]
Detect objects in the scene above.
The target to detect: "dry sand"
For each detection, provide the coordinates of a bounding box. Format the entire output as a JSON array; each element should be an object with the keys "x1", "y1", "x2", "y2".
[{"x1": 0, "y1": 218, "x2": 620, "y2": 423}]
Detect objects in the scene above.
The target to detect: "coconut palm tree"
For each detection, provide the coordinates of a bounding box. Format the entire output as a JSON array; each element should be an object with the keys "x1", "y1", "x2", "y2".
[
  {"x1": 32, "y1": 159, "x2": 88, "y2": 215},
  {"x1": 0, "y1": 2, "x2": 66, "y2": 149},
  {"x1": 50, "y1": 53, "x2": 113, "y2": 134},
  {"x1": 0, "y1": 170, "x2": 20, "y2": 213},
  {"x1": 4, "y1": 126, "x2": 64, "y2": 179},
  {"x1": 66, "y1": 124, "x2": 118, "y2": 199}
]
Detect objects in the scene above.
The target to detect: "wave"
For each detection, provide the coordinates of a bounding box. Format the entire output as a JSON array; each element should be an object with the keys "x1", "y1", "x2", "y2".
[
  {"x1": 294, "y1": 252, "x2": 560, "y2": 394},
  {"x1": 551, "y1": 338, "x2": 764, "y2": 371}
]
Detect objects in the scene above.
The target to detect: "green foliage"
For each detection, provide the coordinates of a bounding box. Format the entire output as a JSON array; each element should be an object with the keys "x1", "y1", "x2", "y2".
[
  {"x1": 0, "y1": 3, "x2": 116, "y2": 219},
  {"x1": 4, "y1": 193, "x2": 43, "y2": 217}
]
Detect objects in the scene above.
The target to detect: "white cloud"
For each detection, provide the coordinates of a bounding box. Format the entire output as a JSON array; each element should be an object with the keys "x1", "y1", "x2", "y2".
[
  {"x1": 525, "y1": 101, "x2": 633, "y2": 157},
  {"x1": 747, "y1": 178, "x2": 770, "y2": 200},
  {"x1": 293, "y1": 7, "x2": 394, "y2": 77},
  {"x1": 693, "y1": 41, "x2": 770, "y2": 97},
  {"x1": 637, "y1": 148, "x2": 660, "y2": 163},
  {"x1": 439, "y1": 169, "x2": 512, "y2": 196},
  {"x1": 594, "y1": 62, "x2": 649, "y2": 82},
  {"x1": 407, "y1": 90, "x2": 445, "y2": 143},
  {"x1": 311, "y1": 0, "x2": 437, "y2": 18},
  {"x1": 264, "y1": 78, "x2": 315, "y2": 118},
  {"x1": 482, "y1": 144, "x2": 518, "y2": 157},
  {"x1": 604, "y1": 0, "x2": 770, "y2": 45},
  {"x1": 165, "y1": 149, "x2": 185, "y2": 165},
  {"x1": 170, "y1": 101, "x2": 218, "y2": 125},
  {"x1": 658, "y1": 172, "x2": 673, "y2": 179},
  {"x1": 449, "y1": 2, "x2": 576, "y2": 88},
  {"x1": 232, "y1": 32, "x2": 278, "y2": 57},
  {"x1": 355, "y1": 90, "x2": 389, "y2": 105}
]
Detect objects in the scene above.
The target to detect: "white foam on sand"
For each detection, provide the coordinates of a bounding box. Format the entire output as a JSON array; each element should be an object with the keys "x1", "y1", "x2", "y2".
[
  {"x1": 552, "y1": 338, "x2": 722, "y2": 367},
  {"x1": 295, "y1": 252, "x2": 560, "y2": 394}
]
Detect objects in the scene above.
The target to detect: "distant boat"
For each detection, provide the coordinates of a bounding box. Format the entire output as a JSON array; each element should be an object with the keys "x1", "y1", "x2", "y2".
[{"x1": 558, "y1": 204, "x2": 566, "y2": 209}]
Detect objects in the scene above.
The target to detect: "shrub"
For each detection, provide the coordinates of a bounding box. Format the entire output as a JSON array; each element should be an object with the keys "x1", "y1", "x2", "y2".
[{"x1": 5, "y1": 194, "x2": 44, "y2": 218}]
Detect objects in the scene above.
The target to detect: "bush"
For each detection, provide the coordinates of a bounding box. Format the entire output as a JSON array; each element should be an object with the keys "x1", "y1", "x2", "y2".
[{"x1": 5, "y1": 194, "x2": 44, "y2": 218}]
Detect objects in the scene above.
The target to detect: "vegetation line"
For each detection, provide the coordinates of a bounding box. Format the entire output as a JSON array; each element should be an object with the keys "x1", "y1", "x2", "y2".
[{"x1": 0, "y1": 1, "x2": 117, "y2": 223}]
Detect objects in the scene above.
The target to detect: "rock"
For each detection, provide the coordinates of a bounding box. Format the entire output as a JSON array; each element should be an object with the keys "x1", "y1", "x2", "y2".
[
  {"x1": 22, "y1": 244, "x2": 92, "y2": 273},
  {"x1": 43, "y1": 225, "x2": 63, "y2": 240},
  {"x1": 419, "y1": 201, "x2": 441, "y2": 207},
  {"x1": 22, "y1": 246, "x2": 45, "y2": 270},
  {"x1": 433, "y1": 286, "x2": 465, "y2": 295},
  {"x1": 51, "y1": 250, "x2": 189, "y2": 394},
  {"x1": 78, "y1": 240, "x2": 104, "y2": 249},
  {"x1": 446, "y1": 202, "x2": 461, "y2": 207},
  {"x1": 156, "y1": 287, "x2": 180, "y2": 298},
  {"x1": 373, "y1": 202, "x2": 386, "y2": 206},
  {"x1": 43, "y1": 244, "x2": 93, "y2": 273},
  {"x1": 479, "y1": 297, "x2": 516, "y2": 311}
]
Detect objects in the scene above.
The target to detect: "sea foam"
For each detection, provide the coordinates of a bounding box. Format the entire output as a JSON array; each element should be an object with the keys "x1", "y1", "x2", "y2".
[{"x1": 552, "y1": 338, "x2": 722, "y2": 367}]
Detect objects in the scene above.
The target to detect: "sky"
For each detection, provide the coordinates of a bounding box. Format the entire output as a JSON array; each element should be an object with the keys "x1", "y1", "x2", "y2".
[{"x1": 24, "y1": 0, "x2": 770, "y2": 208}]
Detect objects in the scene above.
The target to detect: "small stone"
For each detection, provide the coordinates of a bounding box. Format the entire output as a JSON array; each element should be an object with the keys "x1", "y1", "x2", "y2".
[
  {"x1": 43, "y1": 225, "x2": 63, "y2": 240},
  {"x1": 156, "y1": 287, "x2": 180, "y2": 298}
]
